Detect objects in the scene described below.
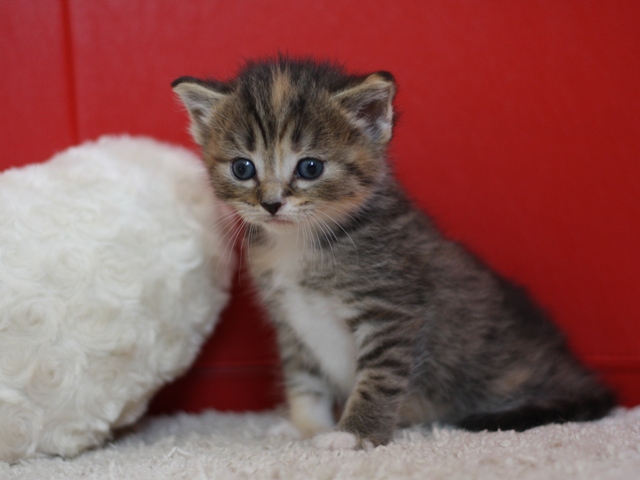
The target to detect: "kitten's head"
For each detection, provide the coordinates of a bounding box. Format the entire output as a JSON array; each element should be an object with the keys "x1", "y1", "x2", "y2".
[{"x1": 172, "y1": 57, "x2": 396, "y2": 233}]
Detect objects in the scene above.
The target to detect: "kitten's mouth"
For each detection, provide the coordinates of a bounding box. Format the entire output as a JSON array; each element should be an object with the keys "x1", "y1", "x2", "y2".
[{"x1": 265, "y1": 217, "x2": 295, "y2": 226}]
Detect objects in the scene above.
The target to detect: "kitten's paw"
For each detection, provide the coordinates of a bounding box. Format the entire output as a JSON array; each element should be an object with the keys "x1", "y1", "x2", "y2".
[
  {"x1": 312, "y1": 431, "x2": 358, "y2": 450},
  {"x1": 266, "y1": 419, "x2": 303, "y2": 440}
]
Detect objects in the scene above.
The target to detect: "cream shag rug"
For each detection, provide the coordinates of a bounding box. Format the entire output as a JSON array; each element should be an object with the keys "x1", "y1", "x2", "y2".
[{"x1": 3, "y1": 407, "x2": 639, "y2": 480}]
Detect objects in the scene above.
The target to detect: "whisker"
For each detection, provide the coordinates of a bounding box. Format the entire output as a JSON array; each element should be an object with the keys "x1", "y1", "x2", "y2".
[
  {"x1": 313, "y1": 212, "x2": 340, "y2": 243},
  {"x1": 315, "y1": 201, "x2": 360, "y2": 224},
  {"x1": 214, "y1": 215, "x2": 244, "y2": 279},
  {"x1": 203, "y1": 212, "x2": 240, "y2": 268},
  {"x1": 315, "y1": 205, "x2": 360, "y2": 262},
  {"x1": 208, "y1": 209, "x2": 242, "y2": 232},
  {"x1": 312, "y1": 220, "x2": 323, "y2": 269},
  {"x1": 223, "y1": 217, "x2": 248, "y2": 281},
  {"x1": 237, "y1": 223, "x2": 250, "y2": 288},
  {"x1": 310, "y1": 213, "x2": 338, "y2": 272},
  {"x1": 302, "y1": 217, "x2": 317, "y2": 273}
]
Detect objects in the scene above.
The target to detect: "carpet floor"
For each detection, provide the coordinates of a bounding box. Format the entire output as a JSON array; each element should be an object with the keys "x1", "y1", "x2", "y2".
[{"x1": 3, "y1": 407, "x2": 639, "y2": 480}]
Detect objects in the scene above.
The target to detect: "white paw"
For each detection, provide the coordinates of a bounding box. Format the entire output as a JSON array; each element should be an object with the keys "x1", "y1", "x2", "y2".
[
  {"x1": 312, "y1": 431, "x2": 358, "y2": 450},
  {"x1": 266, "y1": 419, "x2": 303, "y2": 440}
]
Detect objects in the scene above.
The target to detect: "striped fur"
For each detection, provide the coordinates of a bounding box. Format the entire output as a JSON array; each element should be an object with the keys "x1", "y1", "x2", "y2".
[{"x1": 173, "y1": 57, "x2": 614, "y2": 448}]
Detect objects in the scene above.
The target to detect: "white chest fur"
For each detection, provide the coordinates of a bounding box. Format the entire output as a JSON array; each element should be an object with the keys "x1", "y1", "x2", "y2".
[{"x1": 251, "y1": 232, "x2": 357, "y2": 395}]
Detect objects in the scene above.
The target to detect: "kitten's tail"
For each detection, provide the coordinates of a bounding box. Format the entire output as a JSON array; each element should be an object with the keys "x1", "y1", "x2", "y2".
[{"x1": 456, "y1": 390, "x2": 616, "y2": 432}]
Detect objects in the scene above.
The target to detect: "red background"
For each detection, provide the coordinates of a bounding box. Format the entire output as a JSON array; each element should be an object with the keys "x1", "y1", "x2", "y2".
[{"x1": 2, "y1": 1, "x2": 639, "y2": 410}]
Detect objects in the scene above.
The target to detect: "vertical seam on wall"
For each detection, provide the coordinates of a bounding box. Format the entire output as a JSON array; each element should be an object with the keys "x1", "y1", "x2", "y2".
[{"x1": 60, "y1": 0, "x2": 79, "y2": 143}]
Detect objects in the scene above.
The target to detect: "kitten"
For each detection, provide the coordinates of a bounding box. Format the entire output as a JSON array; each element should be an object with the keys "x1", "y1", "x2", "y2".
[{"x1": 172, "y1": 57, "x2": 615, "y2": 449}]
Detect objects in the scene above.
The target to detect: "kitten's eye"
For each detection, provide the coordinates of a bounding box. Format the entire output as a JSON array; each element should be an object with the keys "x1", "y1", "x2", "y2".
[
  {"x1": 231, "y1": 158, "x2": 256, "y2": 180},
  {"x1": 296, "y1": 158, "x2": 324, "y2": 180}
]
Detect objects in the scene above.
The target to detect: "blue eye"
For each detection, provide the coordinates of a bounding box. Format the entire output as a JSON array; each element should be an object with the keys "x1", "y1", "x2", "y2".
[
  {"x1": 296, "y1": 158, "x2": 324, "y2": 180},
  {"x1": 231, "y1": 158, "x2": 256, "y2": 180}
]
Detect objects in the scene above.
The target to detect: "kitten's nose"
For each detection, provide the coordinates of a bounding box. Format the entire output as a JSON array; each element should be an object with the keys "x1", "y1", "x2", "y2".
[{"x1": 261, "y1": 201, "x2": 282, "y2": 216}]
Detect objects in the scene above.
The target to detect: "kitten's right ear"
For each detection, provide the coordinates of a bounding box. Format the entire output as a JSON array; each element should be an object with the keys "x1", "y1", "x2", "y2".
[{"x1": 172, "y1": 76, "x2": 227, "y2": 145}]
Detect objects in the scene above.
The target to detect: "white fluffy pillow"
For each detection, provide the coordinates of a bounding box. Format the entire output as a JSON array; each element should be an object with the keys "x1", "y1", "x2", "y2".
[{"x1": 0, "y1": 135, "x2": 235, "y2": 462}]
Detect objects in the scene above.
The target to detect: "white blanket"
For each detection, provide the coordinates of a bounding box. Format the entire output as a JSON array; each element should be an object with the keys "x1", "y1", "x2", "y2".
[{"x1": 4, "y1": 407, "x2": 639, "y2": 479}]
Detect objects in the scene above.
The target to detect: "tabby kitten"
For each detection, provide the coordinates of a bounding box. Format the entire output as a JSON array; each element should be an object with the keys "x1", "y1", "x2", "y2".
[{"x1": 172, "y1": 57, "x2": 614, "y2": 449}]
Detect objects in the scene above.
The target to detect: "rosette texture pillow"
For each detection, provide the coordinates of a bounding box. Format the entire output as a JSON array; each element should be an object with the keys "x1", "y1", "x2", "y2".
[{"x1": 0, "y1": 136, "x2": 235, "y2": 462}]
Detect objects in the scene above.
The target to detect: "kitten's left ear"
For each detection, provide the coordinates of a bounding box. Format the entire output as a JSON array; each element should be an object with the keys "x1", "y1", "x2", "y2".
[
  {"x1": 332, "y1": 72, "x2": 396, "y2": 145},
  {"x1": 172, "y1": 76, "x2": 228, "y2": 146}
]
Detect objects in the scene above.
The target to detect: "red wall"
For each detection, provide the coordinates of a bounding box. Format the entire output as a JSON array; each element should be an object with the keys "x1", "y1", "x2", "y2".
[{"x1": 2, "y1": 1, "x2": 639, "y2": 410}]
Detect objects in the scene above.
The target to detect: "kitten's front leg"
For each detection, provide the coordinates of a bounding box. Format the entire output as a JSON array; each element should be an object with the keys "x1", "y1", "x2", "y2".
[
  {"x1": 275, "y1": 322, "x2": 335, "y2": 438},
  {"x1": 287, "y1": 373, "x2": 335, "y2": 438},
  {"x1": 315, "y1": 316, "x2": 414, "y2": 449}
]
